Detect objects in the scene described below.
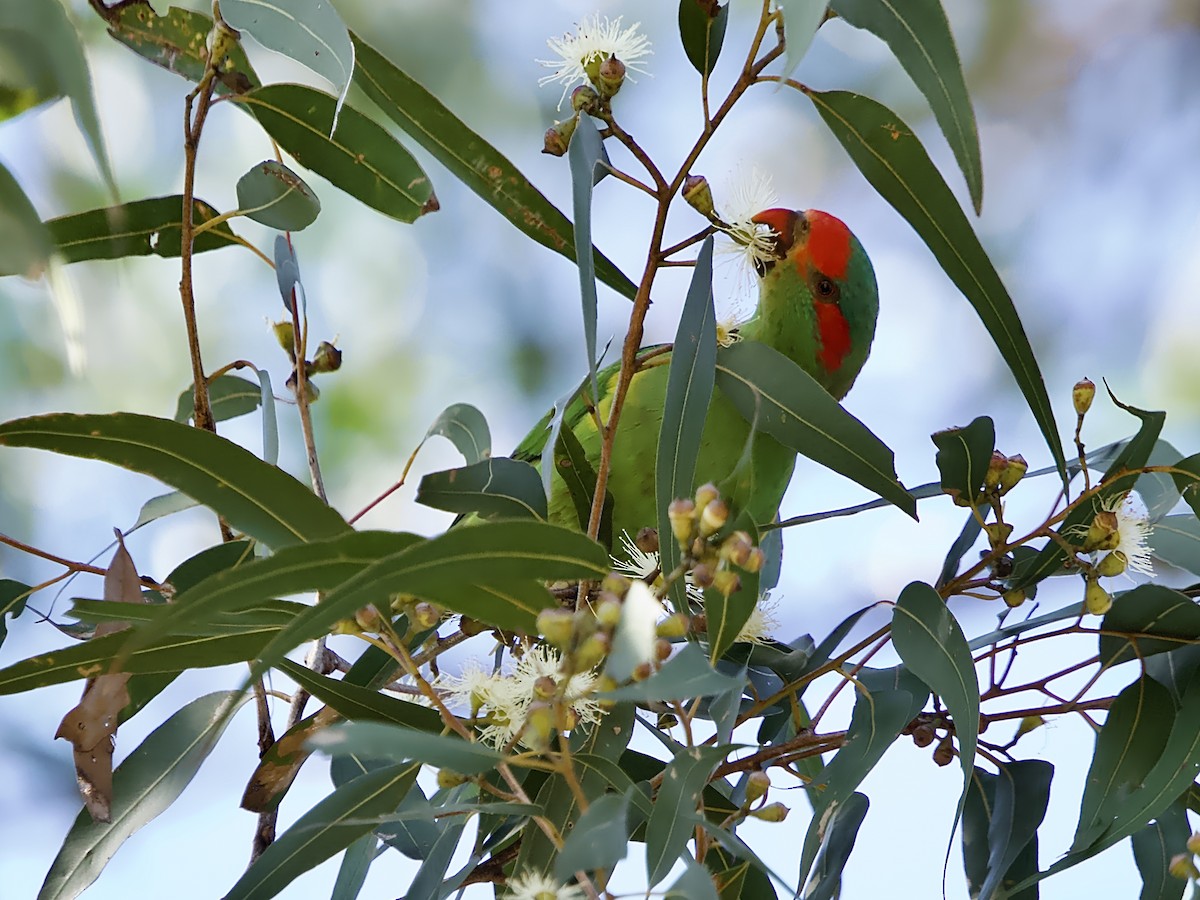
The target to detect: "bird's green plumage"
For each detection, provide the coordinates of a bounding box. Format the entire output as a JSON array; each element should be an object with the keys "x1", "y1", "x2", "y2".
[{"x1": 516, "y1": 208, "x2": 879, "y2": 542}]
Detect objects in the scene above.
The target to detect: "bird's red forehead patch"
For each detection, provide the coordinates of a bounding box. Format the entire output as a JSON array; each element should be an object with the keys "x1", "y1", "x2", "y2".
[{"x1": 803, "y1": 209, "x2": 853, "y2": 279}]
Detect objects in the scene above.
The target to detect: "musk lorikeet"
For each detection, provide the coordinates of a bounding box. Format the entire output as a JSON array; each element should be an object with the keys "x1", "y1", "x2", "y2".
[{"x1": 515, "y1": 207, "x2": 879, "y2": 543}]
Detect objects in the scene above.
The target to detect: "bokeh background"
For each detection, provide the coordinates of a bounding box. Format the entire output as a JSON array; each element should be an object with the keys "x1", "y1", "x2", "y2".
[{"x1": 3, "y1": 0, "x2": 1200, "y2": 897}]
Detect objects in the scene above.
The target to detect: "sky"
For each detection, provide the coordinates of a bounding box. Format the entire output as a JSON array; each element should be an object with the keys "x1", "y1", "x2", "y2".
[{"x1": 2, "y1": 0, "x2": 1200, "y2": 897}]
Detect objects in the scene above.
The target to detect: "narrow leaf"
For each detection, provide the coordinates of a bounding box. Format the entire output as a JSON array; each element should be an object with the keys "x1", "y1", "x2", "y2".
[
  {"x1": 415, "y1": 457, "x2": 547, "y2": 520},
  {"x1": 329, "y1": 833, "x2": 376, "y2": 900},
  {"x1": 658, "y1": 237, "x2": 718, "y2": 610},
  {"x1": 39, "y1": 692, "x2": 248, "y2": 900},
  {"x1": 553, "y1": 423, "x2": 613, "y2": 548},
  {"x1": 1131, "y1": 798, "x2": 1189, "y2": 900},
  {"x1": 891, "y1": 581, "x2": 979, "y2": 870},
  {"x1": 308, "y1": 722, "x2": 501, "y2": 775},
  {"x1": 0, "y1": 412, "x2": 349, "y2": 550},
  {"x1": 424, "y1": 403, "x2": 491, "y2": 465},
  {"x1": 604, "y1": 643, "x2": 745, "y2": 703},
  {"x1": 830, "y1": 0, "x2": 983, "y2": 210},
  {"x1": 238, "y1": 84, "x2": 436, "y2": 223},
  {"x1": 554, "y1": 791, "x2": 632, "y2": 881},
  {"x1": 1098, "y1": 586, "x2": 1200, "y2": 669},
  {"x1": 568, "y1": 115, "x2": 607, "y2": 402},
  {"x1": 678, "y1": 0, "x2": 729, "y2": 76},
  {"x1": 276, "y1": 658, "x2": 441, "y2": 732},
  {"x1": 220, "y1": 0, "x2": 354, "y2": 131},
  {"x1": 351, "y1": 33, "x2": 636, "y2": 299},
  {"x1": 224, "y1": 764, "x2": 417, "y2": 900},
  {"x1": 804, "y1": 792, "x2": 869, "y2": 900},
  {"x1": 715, "y1": 341, "x2": 915, "y2": 517},
  {"x1": 103, "y1": 4, "x2": 259, "y2": 95},
  {"x1": 646, "y1": 746, "x2": 730, "y2": 886},
  {"x1": 780, "y1": 0, "x2": 830, "y2": 77},
  {"x1": 977, "y1": 760, "x2": 1053, "y2": 900},
  {"x1": 807, "y1": 89, "x2": 1064, "y2": 480},
  {"x1": 0, "y1": 160, "x2": 52, "y2": 279},
  {"x1": 175, "y1": 374, "x2": 262, "y2": 424}
]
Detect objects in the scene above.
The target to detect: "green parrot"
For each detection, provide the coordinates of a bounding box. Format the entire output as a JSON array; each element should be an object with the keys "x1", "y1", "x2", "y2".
[{"x1": 516, "y1": 207, "x2": 879, "y2": 542}]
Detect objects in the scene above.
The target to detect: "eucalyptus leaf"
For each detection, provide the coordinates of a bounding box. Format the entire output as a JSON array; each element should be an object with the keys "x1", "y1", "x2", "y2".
[{"x1": 235, "y1": 159, "x2": 321, "y2": 232}]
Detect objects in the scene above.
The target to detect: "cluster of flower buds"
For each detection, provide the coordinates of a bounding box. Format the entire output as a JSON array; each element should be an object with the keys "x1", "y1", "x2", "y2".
[
  {"x1": 536, "y1": 572, "x2": 633, "y2": 672},
  {"x1": 982, "y1": 450, "x2": 1028, "y2": 499},
  {"x1": 332, "y1": 596, "x2": 442, "y2": 639},
  {"x1": 667, "y1": 483, "x2": 765, "y2": 600},
  {"x1": 1169, "y1": 835, "x2": 1200, "y2": 881},
  {"x1": 272, "y1": 319, "x2": 342, "y2": 403}
]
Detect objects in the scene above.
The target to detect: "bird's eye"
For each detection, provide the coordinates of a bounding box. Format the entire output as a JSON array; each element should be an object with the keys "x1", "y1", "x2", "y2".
[{"x1": 815, "y1": 277, "x2": 836, "y2": 298}]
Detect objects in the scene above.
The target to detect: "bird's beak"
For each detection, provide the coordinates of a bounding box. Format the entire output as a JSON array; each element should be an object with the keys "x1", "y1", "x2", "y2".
[{"x1": 750, "y1": 208, "x2": 799, "y2": 258}]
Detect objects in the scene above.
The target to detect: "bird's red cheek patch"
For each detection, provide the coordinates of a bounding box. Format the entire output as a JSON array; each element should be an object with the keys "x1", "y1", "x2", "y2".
[{"x1": 815, "y1": 301, "x2": 852, "y2": 373}]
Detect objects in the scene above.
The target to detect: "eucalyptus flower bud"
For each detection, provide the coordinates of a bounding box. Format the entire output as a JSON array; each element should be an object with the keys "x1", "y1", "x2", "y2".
[
  {"x1": 699, "y1": 499, "x2": 729, "y2": 537},
  {"x1": 656, "y1": 612, "x2": 689, "y2": 638},
  {"x1": 537, "y1": 608, "x2": 575, "y2": 648},
  {"x1": 984, "y1": 451, "x2": 1009, "y2": 491},
  {"x1": 542, "y1": 115, "x2": 578, "y2": 157},
  {"x1": 522, "y1": 702, "x2": 556, "y2": 752},
  {"x1": 602, "y1": 572, "x2": 631, "y2": 597},
  {"x1": 570, "y1": 84, "x2": 600, "y2": 115},
  {"x1": 594, "y1": 596, "x2": 623, "y2": 629},
  {"x1": 1096, "y1": 550, "x2": 1128, "y2": 578},
  {"x1": 532, "y1": 675, "x2": 558, "y2": 700},
  {"x1": 1169, "y1": 853, "x2": 1199, "y2": 881},
  {"x1": 308, "y1": 340, "x2": 342, "y2": 374},
  {"x1": 635, "y1": 527, "x2": 659, "y2": 555},
  {"x1": 745, "y1": 771, "x2": 771, "y2": 803},
  {"x1": 436, "y1": 769, "x2": 468, "y2": 789},
  {"x1": 411, "y1": 602, "x2": 441, "y2": 631},
  {"x1": 596, "y1": 55, "x2": 626, "y2": 98},
  {"x1": 353, "y1": 605, "x2": 382, "y2": 632},
  {"x1": 997, "y1": 454, "x2": 1027, "y2": 494},
  {"x1": 668, "y1": 498, "x2": 697, "y2": 545},
  {"x1": 743, "y1": 547, "x2": 765, "y2": 574},
  {"x1": 1186, "y1": 832, "x2": 1200, "y2": 855},
  {"x1": 694, "y1": 483, "x2": 720, "y2": 510},
  {"x1": 1003, "y1": 588, "x2": 1026, "y2": 608},
  {"x1": 911, "y1": 724, "x2": 936, "y2": 748},
  {"x1": 1084, "y1": 510, "x2": 1120, "y2": 552},
  {"x1": 749, "y1": 802, "x2": 789, "y2": 822},
  {"x1": 1085, "y1": 579, "x2": 1113, "y2": 616},
  {"x1": 272, "y1": 319, "x2": 296, "y2": 360},
  {"x1": 682, "y1": 174, "x2": 715, "y2": 217},
  {"x1": 712, "y1": 569, "x2": 742, "y2": 597},
  {"x1": 1073, "y1": 378, "x2": 1096, "y2": 416},
  {"x1": 933, "y1": 735, "x2": 955, "y2": 767},
  {"x1": 690, "y1": 563, "x2": 715, "y2": 589},
  {"x1": 573, "y1": 632, "x2": 610, "y2": 670},
  {"x1": 720, "y1": 530, "x2": 754, "y2": 568}
]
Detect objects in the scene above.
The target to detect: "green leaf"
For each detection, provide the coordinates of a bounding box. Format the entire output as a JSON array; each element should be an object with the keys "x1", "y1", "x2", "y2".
[
  {"x1": 1011, "y1": 667, "x2": 1200, "y2": 893},
  {"x1": 0, "y1": 412, "x2": 349, "y2": 550},
  {"x1": 239, "y1": 84, "x2": 436, "y2": 223},
  {"x1": 804, "y1": 791, "x2": 869, "y2": 900},
  {"x1": 678, "y1": 0, "x2": 729, "y2": 76},
  {"x1": 936, "y1": 512, "x2": 983, "y2": 589},
  {"x1": 351, "y1": 33, "x2": 636, "y2": 300},
  {"x1": 553, "y1": 423, "x2": 614, "y2": 549},
  {"x1": 225, "y1": 763, "x2": 418, "y2": 900},
  {"x1": 797, "y1": 683, "x2": 912, "y2": 886},
  {"x1": 931, "y1": 415, "x2": 994, "y2": 507},
  {"x1": 807, "y1": 89, "x2": 1064, "y2": 481},
  {"x1": 715, "y1": 341, "x2": 915, "y2": 517},
  {"x1": 175, "y1": 374, "x2": 262, "y2": 424},
  {"x1": 423, "y1": 403, "x2": 491, "y2": 465},
  {"x1": 330, "y1": 833, "x2": 376, "y2": 900},
  {"x1": 38, "y1": 692, "x2": 248, "y2": 900},
  {"x1": 308, "y1": 722, "x2": 501, "y2": 775},
  {"x1": 1171, "y1": 452, "x2": 1200, "y2": 520},
  {"x1": 21, "y1": 196, "x2": 241, "y2": 271},
  {"x1": 252, "y1": 522, "x2": 608, "y2": 666},
  {"x1": 220, "y1": 0, "x2": 353, "y2": 128},
  {"x1": 659, "y1": 237, "x2": 717, "y2": 609},
  {"x1": 0, "y1": 626, "x2": 281, "y2": 694},
  {"x1": 517, "y1": 707, "x2": 636, "y2": 879},
  {"x1": 891, "y1": 581, "x2": 979, "y2": 868},
  {"x1": 976, "y1": 760, "x2": 1053, "y2": 900},
  {"x1": 779, "y1": 0, "x2": 831, "y2": 76},
  {"x1": 647, "y1": 745, "x2": 730, "y2": 886},
  {"x1": 1013, "y1": 391, "x2": 1164, "y2": 590},
  {"x1": 554, "y1": 791, "x2": 632, "y2": 881},
  {"x1": 235, "y1": 158, "x2": 321, "y2": 231},
  {"x1": 0, "y1": 0, "x2": 114, "y2": 194},
  {"x1": 415, "y1": 457, "x2": 547, "y2": 520},
  {"x1": 0, "y1": 159, "x2": 52, "y2": 279},
  {"x1": 830, "y1": 0, "x2": 983, "y2": 212},
  {"x1": 1099, "y1": 586, "x2": 1200, "y2": 669},
  {"x1": 1074, "y1": 675, "x2": 1174, "y2": 852},
  {"x1": 276, "y1": 658, "x2": 441, "y2": 732},
  {"x1": 0, "y1": 579, "x2": 29, "y2": 650},
  {"x1": 1150, "y1": 514, "x2": 1200, "y2": 575},
  {"x1": 667, "y1": 857, "x2": 721, "y2": 900},
  {"x1": 962, "y1": 768, "x2": 1041, "y2": 900},
  {"x1": 103, "y1": 4, "x2": 259, "y2": 96},
  {"x1": 1131, "y1": 798, "x2": 1189, "y2": 900},
  {"x1": 604, "y1": 644, "x2": 746, "y2": 703},
  {"x1": 568, "y1": 115, "x2": 608, "y2": 402}
]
